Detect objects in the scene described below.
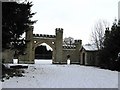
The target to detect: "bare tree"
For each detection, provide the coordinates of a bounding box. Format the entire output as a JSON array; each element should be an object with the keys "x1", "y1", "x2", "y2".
[
  {"x1": 91, "y1": 19, "x2": 110, "y2": 50},
  {"x1": 63, "y1": 37, "x2": 74, "y2": 46}
]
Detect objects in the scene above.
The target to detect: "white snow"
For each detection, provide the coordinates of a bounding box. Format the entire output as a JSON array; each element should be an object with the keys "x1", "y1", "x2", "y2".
[
  {"x1": 4, "y1": 64, "x2": 28, "y2": 68},
  {"x1": 0, "y1": 82, "x2": 2, "y2": 90},
  {"x1": 39, "y1": 43, "x2": 53, "y2": 51},
  {"x1": 34, "y1": 59, "x2": 52, "y2": 65},
  {"x1": 2, "y1": 59, "x2": 118, "y2": 88},
  {"x1": 82, "y1": 44, "x2": 98, "y2": 51}
]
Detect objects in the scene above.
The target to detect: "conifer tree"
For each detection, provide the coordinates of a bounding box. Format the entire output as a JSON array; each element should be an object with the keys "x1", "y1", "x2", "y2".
[
  {"x1": 2, "y1": 1, "x2": 36, "y2": 52},
  {"x1": 99, "y1": 20, "x2": 120, "y2": 70}
]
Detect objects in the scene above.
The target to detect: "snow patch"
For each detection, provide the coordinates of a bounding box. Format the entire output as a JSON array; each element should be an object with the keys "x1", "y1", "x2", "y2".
[
  {"x1": 34, "y1": 59, "x2": 52, "y2": 65},
  {"x1": 2, "y1": 61, "x2": 118, "y2": 88}
]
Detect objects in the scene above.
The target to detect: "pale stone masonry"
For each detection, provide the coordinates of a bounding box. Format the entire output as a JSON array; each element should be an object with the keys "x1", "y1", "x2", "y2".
[{"x1": 2, "y1": 26, "x2": 98, "y2": 65}]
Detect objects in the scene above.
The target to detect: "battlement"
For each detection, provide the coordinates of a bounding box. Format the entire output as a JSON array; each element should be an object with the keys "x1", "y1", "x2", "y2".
[
  {"x1": 74, "y1": 39, "x2": 82, "y2": 44},
  {"x1": 55, "y1": 28, "x2": 63, "y2": 33},
  {"x1": 33, "y1": 34, "x2": 56, "y2": 38},
  {"x1": 63, "y1": 45, "x2": 76, "y2": 49}
]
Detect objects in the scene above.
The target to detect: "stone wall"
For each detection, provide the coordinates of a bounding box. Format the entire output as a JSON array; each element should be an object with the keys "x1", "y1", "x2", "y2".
[
  {"x1": 85, "y1": 51, "x2": 96, "y2": 65},
  {"x1": 80, "y1": 50, "x2": 98, "y2": 66},
  {"x1": 2, "y1": 27, "x2": 90, "y2": 65},
  {"x1": 62, "y1": 49, "x2": 78, "y2": 64},
  {"x1": 2, "y1": 49, "x2": 14, "y2": 63}
]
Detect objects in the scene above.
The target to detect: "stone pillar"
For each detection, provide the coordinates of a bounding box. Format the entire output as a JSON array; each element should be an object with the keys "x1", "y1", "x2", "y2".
[
  {"x1": 24, "y1": 26, "x2": 34, "y2": 64},
  {"x1": 55, "y1": 28, "x2": 63, "y2": 64},
  {"x1": 52, "y1": 48, "x2": 56, "y2": 63}
]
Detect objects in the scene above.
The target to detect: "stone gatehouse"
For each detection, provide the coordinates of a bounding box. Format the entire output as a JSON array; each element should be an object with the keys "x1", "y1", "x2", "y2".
[
  {"x1": 2, "y1": 26, "x2": 98, "y2": 65},
  {"x1": 20, "y1": 26, "x2": 82, "y2": 64}
]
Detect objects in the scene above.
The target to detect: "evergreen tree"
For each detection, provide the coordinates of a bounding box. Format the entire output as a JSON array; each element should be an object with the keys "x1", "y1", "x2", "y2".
[
  {"x1": 2, "y1": 1, "x2": 36, "y2": 53},
  {"x1": 99, "y1": 20, "x2": 120, "y2": 70}
]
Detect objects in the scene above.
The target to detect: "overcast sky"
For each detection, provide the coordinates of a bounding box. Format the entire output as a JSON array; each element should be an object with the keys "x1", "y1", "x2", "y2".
[{"x1": 31, "y1": 0, "x2": 120, "y2": 44}]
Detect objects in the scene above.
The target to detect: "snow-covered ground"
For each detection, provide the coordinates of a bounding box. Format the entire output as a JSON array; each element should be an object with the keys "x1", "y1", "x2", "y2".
[{"x1": 2, "y1": 59, "x2": 118, "y2": 88}]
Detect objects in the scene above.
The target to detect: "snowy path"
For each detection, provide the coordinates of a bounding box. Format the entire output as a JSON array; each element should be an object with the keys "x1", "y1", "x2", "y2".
[{"x1": 2, "y1": 62, "x2": 118, "y2": 88}]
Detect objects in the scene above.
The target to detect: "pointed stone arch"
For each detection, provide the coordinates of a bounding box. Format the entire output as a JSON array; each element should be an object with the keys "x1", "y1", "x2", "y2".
[
  {"x1": 18, "y1": 27, "x2": 83, "y2": 64},
  {"x1": 33, "y1": 40, "x2": 55, "y2": 51},
  {"x1": 23, "y1": 27, "x2": 63, "y2": 64},
  {"x1": 33, "y1": 41, "x2": 56, "y2": 62}
]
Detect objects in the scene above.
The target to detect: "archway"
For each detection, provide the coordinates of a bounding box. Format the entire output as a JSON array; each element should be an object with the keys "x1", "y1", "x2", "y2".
[
  {"x1": 34, "y1": 43, "x2": 54, "y2": 64},
  {"x1": 22, "y1": 28, "x2": 63, "y2": 64}
]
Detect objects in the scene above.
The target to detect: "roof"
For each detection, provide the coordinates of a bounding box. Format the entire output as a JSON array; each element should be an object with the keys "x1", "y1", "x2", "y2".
[{"x1": 81, "y1": 44, "x2": 98, "y2": 51}]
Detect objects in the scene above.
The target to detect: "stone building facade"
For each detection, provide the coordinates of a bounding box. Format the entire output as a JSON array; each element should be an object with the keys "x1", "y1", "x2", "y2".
[
  {"x1": 19, "y1": 26, "x2": 82, "y2": 64},
  {"x1": 80, "y1": 44, "x2": 98, "y2": 66},
  {"x1": 2, "y1": 26, "x2": 98, "y2": 65}
]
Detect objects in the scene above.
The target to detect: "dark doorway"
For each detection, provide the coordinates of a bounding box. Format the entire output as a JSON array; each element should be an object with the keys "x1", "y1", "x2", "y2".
[
  {"x1": 82, "y1": 53, "x2": 85, "y2": 65},
  {"x1": 35, "y1": 45, "x2": 52, "y2": 59}
]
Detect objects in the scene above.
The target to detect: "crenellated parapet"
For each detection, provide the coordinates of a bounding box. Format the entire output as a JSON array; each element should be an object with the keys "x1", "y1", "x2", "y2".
[
  {"x1": 74, "y1": 39, "x2": 82, "y2": 45},
  {"x1": 74, "y1": 39, "x2": 82, "y2": 43},
  {"x1": 63, "y1": 45, "x2": 76, "y2": 49},
  {"x1": 33, "y1": 34, "x2": 56, "y2": 38},
  {"x1": 55, "y1": 28, "x2": 63, "y2": 33},
  {"x1": 22, "y1": 26, "x2": 83, "y2": 64}
]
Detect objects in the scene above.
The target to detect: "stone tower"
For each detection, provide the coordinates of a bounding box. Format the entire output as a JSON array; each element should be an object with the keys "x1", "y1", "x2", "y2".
[
  {"x1": 25, "y1": 26, "x2": 34, "y2": 63},
  {"x1": 55, "y1": 28, "x2": 63, "y2": 63},
  {"x1": 74, "y1": 40, "x2": 82, "y2": 63},
  {"x1": 74, "y1": 40, "x2": 82, "y2": 50}
]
